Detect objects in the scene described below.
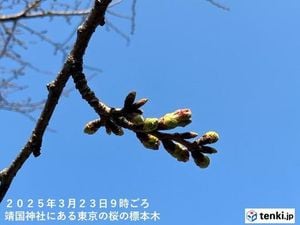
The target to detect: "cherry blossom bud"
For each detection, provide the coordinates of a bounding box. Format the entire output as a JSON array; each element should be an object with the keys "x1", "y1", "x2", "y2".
[
  {"x1": 105, "y1": 124, "x2": 112, "y2": 135},
  {"x1": 124, "y1": 91, "x2": 136, "y2": 108},
  {"x1": 142, "y1": 118, "x2": 159, "y2": 132},
  {"x1": 132, "y1": 98, "x2": 148, "y2": 109},
  {"x1": 110, "y1": 125, "x2": 124, "y2": 136},
  {"x1": 162, "y1": 140, "x2": 189, "y2": 162},
  {"x1": 107, "y1": 120, "x2": 124, "y2": 136},
  {"x1": 84, "y1": 123, "x2": 96, "y2": 134},
  {"x1": 174, "y1": 144, "x2": 190, "y2": 162},
  {"x1": 162, "y1": 139, "x2": 175, "y2": 153},
  {"x1": 191, "y1": 151, "x2": 210, "y2": 168},
  {"x1": 197, "y1": 131, "x2": 219, "y2": 145},
  {"x1": 136, "y1": 133, "x2": 160, "y2": 150},
  {"x1": 84, "y1": 119, "x2": 102, "y2": 134},
  {"x1": 180, "y1": 132, "x2": 198, "y2": 139},
  {"x1": 158, "y1": 108, "x2": 192, "y2": 130},
  {"x1": 201, "y1": 146, "x2": 218, "y2": 154}
]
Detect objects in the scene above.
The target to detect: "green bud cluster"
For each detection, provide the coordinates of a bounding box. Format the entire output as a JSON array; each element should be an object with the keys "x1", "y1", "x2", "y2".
[{"x1": 83, "y1": 91, "x2": 219, "y2": 170}]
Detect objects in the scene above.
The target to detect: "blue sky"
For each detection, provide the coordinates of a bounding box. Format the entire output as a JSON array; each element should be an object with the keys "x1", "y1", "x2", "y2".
[{"x1": 1, "y1": 0, "x2": 300, "y2": 224}]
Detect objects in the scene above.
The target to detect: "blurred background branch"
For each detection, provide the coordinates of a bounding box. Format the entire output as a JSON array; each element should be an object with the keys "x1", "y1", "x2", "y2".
[{"x1": 0, "y1": 0, "x2": 137, "y2": 118}]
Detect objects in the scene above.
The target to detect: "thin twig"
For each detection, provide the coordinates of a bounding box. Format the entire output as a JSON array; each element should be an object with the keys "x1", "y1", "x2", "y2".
[
  {"x1": 131, "y1": 0, "x2": 137, "y2": 35},
  {"x1": 206, "y1": 0, "x2": 230, "y2": 11},
  {"x1": 0, "y1": 9, "x2": 90, "y2": 22},
  {"x1": 0, "y1": 21, "x2": 18, "y2": 57},
  {"x1": 106, "y1": 20, "x2": 130, "y2": 45},
  {"x1": 18, "y1": 23, "x2": 67, "y2": 56},
  {"x1": 107, "y1": 10, "x2": 131, "y2": 20}
]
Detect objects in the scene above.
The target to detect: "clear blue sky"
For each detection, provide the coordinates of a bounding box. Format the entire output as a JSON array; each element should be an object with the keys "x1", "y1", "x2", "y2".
[{"x1": 1, "y1": 0, "x2": 300, "y2": 224}]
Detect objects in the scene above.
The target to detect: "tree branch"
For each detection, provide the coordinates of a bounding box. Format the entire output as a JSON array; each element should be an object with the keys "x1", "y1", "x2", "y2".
[
  {"x1": 0, "y1": 9, "x2": 90, "y2": 22},
  {"x1": 0, "y1": 0, "x2": 112, "y2": 203},
  {"x1": 0, "y1": 0, "x2": 123, "y2": 22}
]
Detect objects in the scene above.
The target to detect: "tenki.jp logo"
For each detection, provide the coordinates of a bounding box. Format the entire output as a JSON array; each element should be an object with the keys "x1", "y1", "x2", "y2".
[{"x1": 247, "y1": 210, "x2": 258, "y2": 222}]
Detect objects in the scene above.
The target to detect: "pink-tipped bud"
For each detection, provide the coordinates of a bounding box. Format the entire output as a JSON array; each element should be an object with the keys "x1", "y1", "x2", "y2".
[{"x1": 158, "y1": 108, "x2": 192, "y2": 130}]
